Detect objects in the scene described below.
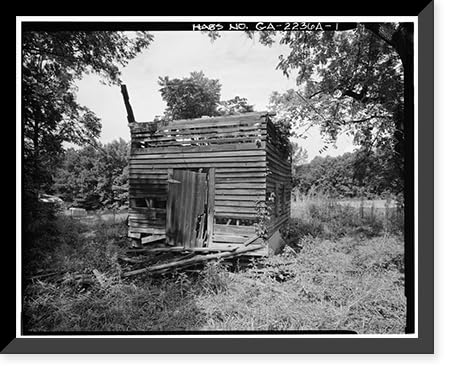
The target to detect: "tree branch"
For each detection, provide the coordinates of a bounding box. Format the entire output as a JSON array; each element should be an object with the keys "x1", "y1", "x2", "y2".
[
  {"x1": 308, "y1": 89, "x2": 327, "y2": 99},
  {"x1": 295, "y1": 91, "x2": 327, "y2": 121},
  {"x1": 342, "y1": 89, "x2": 381, "y2": 104},
  {"x1": 346, "y1": 115, "x2": 393, "y2": 124}
]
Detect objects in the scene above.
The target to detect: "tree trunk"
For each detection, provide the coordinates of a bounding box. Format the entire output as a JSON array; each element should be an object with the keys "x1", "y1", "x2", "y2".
[
  {"x1": 365, "y1": 23, "x2": 415, "y2": 334},
  {"x1": 401, "y1": 26, "x2": 415, "y2": 335}
]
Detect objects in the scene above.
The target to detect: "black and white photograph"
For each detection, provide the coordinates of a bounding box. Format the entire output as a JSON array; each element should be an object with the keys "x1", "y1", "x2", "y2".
[{"x1": 11, "y1": 11, "x2": 435, "y2": 354}]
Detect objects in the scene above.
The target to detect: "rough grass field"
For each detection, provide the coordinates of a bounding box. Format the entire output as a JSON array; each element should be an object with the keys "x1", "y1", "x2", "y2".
[{"x1": 22, "y1": 199, "x2": 405, "y2": 334}]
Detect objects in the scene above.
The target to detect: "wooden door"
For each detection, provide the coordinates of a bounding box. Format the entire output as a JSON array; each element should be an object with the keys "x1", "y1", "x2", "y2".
[{"x1": 166, "y1": 169, "x2": 208, "y2": 248}]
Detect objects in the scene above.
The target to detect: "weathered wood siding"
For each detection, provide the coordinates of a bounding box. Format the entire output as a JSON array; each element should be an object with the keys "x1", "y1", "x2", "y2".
[
  {"x1": 265, "y1": 118, "x2": 292, "y2": 236},
  {"x1": 128, "y1": 112, "x2": 272, "y2": 246}
]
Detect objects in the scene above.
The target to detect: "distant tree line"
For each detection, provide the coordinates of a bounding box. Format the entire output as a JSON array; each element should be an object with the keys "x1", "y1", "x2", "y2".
[{"x1": 293, "y1": 147, "x2": 401, "y2": 199}]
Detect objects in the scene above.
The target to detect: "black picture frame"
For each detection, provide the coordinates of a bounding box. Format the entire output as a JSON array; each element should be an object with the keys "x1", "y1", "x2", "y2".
[{"x1": 6, "y1": 3, "x2": 433, "y2": 354}]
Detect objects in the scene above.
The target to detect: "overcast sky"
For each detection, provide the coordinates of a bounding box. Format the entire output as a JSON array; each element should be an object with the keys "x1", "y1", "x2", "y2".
[{"x1": 75, "y1": 31, "x2": 356, "y2": 161}]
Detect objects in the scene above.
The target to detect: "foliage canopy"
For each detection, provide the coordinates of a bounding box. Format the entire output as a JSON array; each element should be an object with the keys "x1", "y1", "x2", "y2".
[
  {"x1": 53, "y1": 139, "x2": 130, "y2": 210},
  {"x1": 209, "y1": 24, "x2": 412, "y2": 194},
  {"x1": 158, "y1": 71, "x2": 222, "y2": 120},
  {"x1": 295, "y1": 149, "x2": 401, "y2": 199},
  {"x1": 158, "y1": 71, "x2": 254, "y2": 120},
  {"x1": 22, "y1": 31, "x2": 153, "y2": 215}
]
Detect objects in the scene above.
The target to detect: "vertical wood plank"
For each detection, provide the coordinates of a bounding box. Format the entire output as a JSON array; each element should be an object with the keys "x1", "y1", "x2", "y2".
[
  {"x1": 195, "y1": 172, "x2": 208, "y2": 247},
  {"x1": 165, "y1": 168, "x2": 174, "y2": 245},
  {"x1": 188, "y1": 171, "x2": 197, "y2": 247},
  {"x1": 174, "y1": 169, "x2": 182, "y2": 245},
  {"x1": 192, "y1": 173, "x2": 201, "y2": 248},
  {"x1": 182, "y1": 171, "x2": 194, "y2": 248},
  {"x1": 274, "y1": 184, "x2": 279, "y2": 220},
  {"x1": 206, "y1": 168, "x2": 215, "y2": 247},
  {"x1": 189, "y1": 171, "x2": 200, "y2": 247},
  {"x1": 177, "y1": 169, "x2": 186, "y2": 246}
]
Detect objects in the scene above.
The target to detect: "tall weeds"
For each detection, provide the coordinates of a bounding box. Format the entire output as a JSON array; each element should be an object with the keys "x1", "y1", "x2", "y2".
[
  {"x1": 287, "y1": 193, "x2": 404, "y2": 245},
  {"x1": 22, "y1": 200, "x2": 405, "y2": 334}
]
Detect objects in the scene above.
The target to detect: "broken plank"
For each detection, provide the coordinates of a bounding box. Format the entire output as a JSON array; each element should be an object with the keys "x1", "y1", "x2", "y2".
[
  {"x1": 159, "y1": 113, "x2": 266, "y2": 129},
  {"x1": 212, "y1": 234, "x2": 249, "y2": 243},
  {"x1": 243, "y1": 235, "x2": 260, "y2": 247},
  {"x1": 128, "y1": 231, "x2": 141, "y2": 239},
  {"x1": 141, "y1": 235, "x2": 166, "y2": 245},
  {"x1": 118, "y1": 255, "x2": 153, "y2": 264},
  {"x1": 128, "y1": 227, "x2": 166, "y2": 235},
  {"x1": 122, "y1": 244, "x2": 263, "y2": 277}
]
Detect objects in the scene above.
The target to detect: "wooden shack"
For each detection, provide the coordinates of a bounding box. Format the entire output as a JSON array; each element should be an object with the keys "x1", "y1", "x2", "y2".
[{"x1": 127, "y1": 111, "x2": 291, "y2": 257}]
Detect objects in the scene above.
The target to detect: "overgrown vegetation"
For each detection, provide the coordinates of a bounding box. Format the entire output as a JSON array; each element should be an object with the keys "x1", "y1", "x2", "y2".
[
  {"x1": 23, "y1": 31, "x2": 153, "y2": 222},
  {"x1": 22, "y1": 28, "x2": 408, "y2": 334},
  {"x1": 293, "y1": 150, "x2": 403, "y2": 198},
  {"x1": 259, "y1": 24, "x2": 411, "y2": 194},
  {"x1": 53, "y1": 138, "x2": 129, "y2": 210},
  {"x1": 286, "y1": 194, "x2": 404, "y2": 245},
  {"x1": 23, "y1": 202, "x2": 405, "y2": 334},
  {"x1": 197, "y1": 235, "x2": 404, "y2": 333}
]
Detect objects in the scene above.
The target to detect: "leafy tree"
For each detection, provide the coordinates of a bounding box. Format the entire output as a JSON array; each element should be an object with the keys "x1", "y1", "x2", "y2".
[
  {"x1": 111, "y1": 164, "x2": 130, "y2": 209},
  {"x1": 217, "y1": 96, "x2": 254, "y2": 115},
  {"x1": 291, "y1": 142, "x2": 308, "y2": 167},
  {"x1": 53, "y1": 145, "x2": 101, "y2": 209},
  {"x1": 273, "y1": 25, "x2": 411, "y2": 193},
  {"x1": 95, "y1": 138, "x2": 130, "y2": 209},
  {"x1": 289, "y1": 141, "x2": 308, "y2": 187},
  {"x1": 210, "y1": 24, "x2": 412, "y2": 193},
  {"x1": 22, "y1": 31, "x2": 153, "y2": 217},
  {"x1": 158, "y1": 71, "x2": 221, "y2": 120},
  {"x1": 297, "y1": 153, "x2": 358, "y2": 198},
  {"x1": 53, "y1": 139, "x2": 130, "y2": 210},
  {"x1": 295, "y1": 149, "x2": 397, "y2": 198}
]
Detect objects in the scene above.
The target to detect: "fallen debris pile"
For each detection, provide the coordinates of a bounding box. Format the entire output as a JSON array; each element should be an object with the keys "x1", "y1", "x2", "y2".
[{"x1": 120, "y1": 235, "x2": 265, "y2": 277}]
